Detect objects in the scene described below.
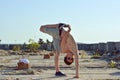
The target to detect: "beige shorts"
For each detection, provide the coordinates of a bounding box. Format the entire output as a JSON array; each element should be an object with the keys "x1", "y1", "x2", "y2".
[{"x1": 43, "y1": 27, "x2": 61, "y2": 53}]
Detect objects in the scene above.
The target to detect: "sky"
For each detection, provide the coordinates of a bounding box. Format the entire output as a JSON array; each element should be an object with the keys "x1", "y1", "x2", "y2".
[{"x1": 0, "y1": 0, "x2": 120, "y2": 44}]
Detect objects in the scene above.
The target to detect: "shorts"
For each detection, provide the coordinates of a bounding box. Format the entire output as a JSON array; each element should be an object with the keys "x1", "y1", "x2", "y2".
[{"x1": 43, "y1": 27, "x2": 61, "y2": 53}]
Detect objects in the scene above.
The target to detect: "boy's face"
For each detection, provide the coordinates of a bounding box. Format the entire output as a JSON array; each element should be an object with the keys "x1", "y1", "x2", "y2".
[{"x1": 66, "y1": 53, "x2": 73, "y2": 63}]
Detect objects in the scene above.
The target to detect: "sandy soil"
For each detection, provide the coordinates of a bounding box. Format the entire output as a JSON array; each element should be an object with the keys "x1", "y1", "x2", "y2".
[{"x1": 0, "y1": 51, "x2": 120, "y2": 80}]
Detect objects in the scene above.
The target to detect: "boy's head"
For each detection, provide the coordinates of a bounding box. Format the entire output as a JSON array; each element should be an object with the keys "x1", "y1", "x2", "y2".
[{"x1": 64, "y1": 53, "x2": 74, "y2": 65}]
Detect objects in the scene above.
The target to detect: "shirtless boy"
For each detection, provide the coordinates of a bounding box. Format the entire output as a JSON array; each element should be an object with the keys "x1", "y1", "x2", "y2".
[{"x1": 40, "y1": 23, "x2": 79, "y2": 78}]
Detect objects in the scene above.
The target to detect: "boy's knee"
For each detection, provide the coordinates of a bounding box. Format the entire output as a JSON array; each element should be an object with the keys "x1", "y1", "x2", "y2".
[
  {"x1": 55, "y1": 53, "x2": 60, "y2": 57},
  {"x1": 40, "y1": 26, "x2": 45, "y2": 32}
]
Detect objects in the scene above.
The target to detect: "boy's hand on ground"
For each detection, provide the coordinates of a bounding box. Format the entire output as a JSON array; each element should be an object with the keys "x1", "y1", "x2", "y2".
[{"x1": 73, "y1": 75, "x2": 79, "y2": 78}]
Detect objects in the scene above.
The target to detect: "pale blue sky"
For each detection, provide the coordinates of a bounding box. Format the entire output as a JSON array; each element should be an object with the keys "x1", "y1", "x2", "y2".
[{"x1": 0, "y1": 0, "x2": 120, "y2": 44}]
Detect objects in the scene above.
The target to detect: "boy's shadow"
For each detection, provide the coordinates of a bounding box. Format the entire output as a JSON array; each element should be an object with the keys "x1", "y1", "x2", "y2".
[{"x1": 110, "y1": 72, "x2": 120, "y2": 76}]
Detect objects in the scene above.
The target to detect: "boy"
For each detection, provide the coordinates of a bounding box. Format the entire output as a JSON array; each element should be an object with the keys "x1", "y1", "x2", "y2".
[{"x1": 40, "y1": 23, "x2": 79, "y2": 78}]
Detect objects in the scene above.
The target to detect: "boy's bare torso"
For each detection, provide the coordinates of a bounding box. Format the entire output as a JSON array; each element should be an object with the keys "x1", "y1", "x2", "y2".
[{"x1": 61, "y1": 30, "x2": 78, "y2": 54}]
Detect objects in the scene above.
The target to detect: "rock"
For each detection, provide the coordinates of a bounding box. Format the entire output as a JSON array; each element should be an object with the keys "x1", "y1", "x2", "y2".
[
  {"x1": 49, "y1": 52, "x2": 54, "y2": 56},
  {"x1": 44, "y1": 54, "x2": 50, "y2": 59}
]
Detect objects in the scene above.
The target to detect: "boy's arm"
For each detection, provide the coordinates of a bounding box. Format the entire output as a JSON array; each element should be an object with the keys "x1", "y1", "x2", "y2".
[
  {"x1": 74, "y1": 51, "x2": 79, "y2": 78},
  {"x1": 68, "y1": 41, "x2": 79, "y2": 78}
]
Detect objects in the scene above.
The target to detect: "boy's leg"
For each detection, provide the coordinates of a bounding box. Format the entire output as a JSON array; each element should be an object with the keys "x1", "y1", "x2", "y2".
[
  {"x1": 54, "y1": 53, "x2": 66, "y2": 76},
  {"x1": 40, "y1": 26, "x2": 60, "y2": 39},
  {"x1": 54, "y1": 52, "x2": 60, "y2": 72},
  {"x1": 40, "y1": 25, "x2": 65, "y2": 76},
  {"x1": 53, "y1": 38, "x2": 61, "y2": 72},
  {"x1": 53, "y1": 38, "x2": 66, "y2": 76}
]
